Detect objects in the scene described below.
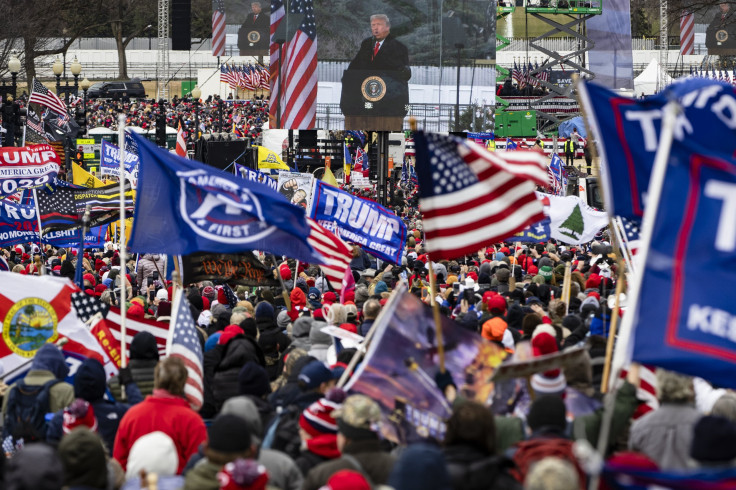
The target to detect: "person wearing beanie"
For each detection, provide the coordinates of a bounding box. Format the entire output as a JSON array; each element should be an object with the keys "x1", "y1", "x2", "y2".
[
  {"x1": 1, "y1": 343, "x2": 74, "y2": 442},
  {"x1": 124, "y1": 431, "x2": 182, "y2": 485},
  {"x1": 442, "y1": 401, "x2": 520, "y2": 490},
  {"x1": 237, "y1": 361, "x2": 275, "y2": 428},
  {"x1": 114, "y1": 357, "x2": 207, "y2": 475},
  {"x1": 58, "y1": 427, "x2": 109, "y2": 489},
  {"x1": 184, "y1": 414, "x2": 256, "y2": 490},
  {"x1": 321, "y1": 470, "x2": 371, "y2": 490},
  {"x1": 388, "y1": 443, "x2": 453, "y2": 490},
  {"x1": 216, "y1": 458, "x2": 270, "y2": 490},
  {"x1": 295, "y1": 388, "x2": 347, "y2": 474},
  {"x1": 4, "y1": 442, "x2": 65, "y2": 489},
  {"x1": 689, "y1": 415, "x2": 736, "y2": 468},
  {"x1": 529, "y1": 332, "x2": 567, "y2": 397},
  {"x1": 108, "y1": 331, "x2": 161, "y2": 400},
  {"x1": 302, "y1": 394, "x2": 394, "y2": 490},
  {"x1": 629, "y1": 369, "x2": 700, "y2": 470}
]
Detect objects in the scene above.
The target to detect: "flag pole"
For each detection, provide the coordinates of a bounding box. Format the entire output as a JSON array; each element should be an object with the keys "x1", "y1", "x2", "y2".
[
  {"x1": 32, "y1": 188, "x2": 46, "y2": 275},
  {"x1": 118, "y1": 114, "x2": 128, "y2": 369},
  {"x1": 600, "y1": 259, "x2": 626, "y2": 394},
  {"x1": 427, "y1": 255, "x2": 446, "y2": 373},
  {"x1": 269, "y1": 255, "x2": 291, "y2": 310}
]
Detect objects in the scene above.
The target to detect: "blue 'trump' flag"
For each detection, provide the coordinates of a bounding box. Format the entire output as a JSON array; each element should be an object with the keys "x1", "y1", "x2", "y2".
[
  {"x1": 128, "y1": 132, "x2": 320, "y2": 262},
  {"x1": 627, "y1": 140, "x2": 736, "y2": 389},
  {"x1": 579, "y1": 78, "x2": 736, "y2": 220}
]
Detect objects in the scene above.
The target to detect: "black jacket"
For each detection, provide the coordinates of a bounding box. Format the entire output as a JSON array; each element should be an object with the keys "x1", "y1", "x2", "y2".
[
  {"x1": 348, "y1": 34, "x2": 411, "y2": 80},
  {"x1": 444, "y1": 444, "x2": 521, "y2": 490}
]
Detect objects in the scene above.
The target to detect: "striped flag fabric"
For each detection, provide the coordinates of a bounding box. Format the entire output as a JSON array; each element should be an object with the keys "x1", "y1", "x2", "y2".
[
  {"x1": 680, "y1": 13, "x2": 694, "y2": 55},
  {"x1": 258, "y1": 64, "x2": 270, "y2": 89},
  {"x1": 269, "y1": 0, "x2": 286, "y2": 120},
  {"x1": 619, "y1": 364, "x2": 658, "y2": 419},
  {"x1": 414, "y1": 131, "x2": 548, "y2": 260},
  {"x1": 618, "y1": 216, "x2": 641, "y2": 257},
  {"x1": 167, "y1": 290, "x2": 204, "y2": 411},
  {"x1": 175, "y1": 122, "x2": 187, "y2": 158},
  {"x1": 270, "y1": 0, "x2": 317, "y2": 128},
  {"x1": 103, "y1": 307, "x2": 171, "y2": 358},
  {"x1": 29, "y1": 78, "x2": 68, "y2": 117},
  {"x1": 353, "y1": 147, "x2": 369, "y2": 178},
  {"x1": 306, "y1": 217, "x2": 353, "y2": 290},
  {"x1": 220, "y1": 64, "x2": 234, "y2": 86},
  {"x1": 212, "y1": 0, "x2": 226, "y2": 56}
]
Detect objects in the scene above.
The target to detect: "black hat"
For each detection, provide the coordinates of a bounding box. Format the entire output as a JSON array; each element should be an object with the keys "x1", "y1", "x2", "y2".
[
  {"x1": 527, "y1": 395, "x2": 566, "y2": 433},
  {"x1": 690, "y1": 415, "x2": 736, "y2": 463},
  {"x1": 238, "y1": 362, "x2": 272, "y2": 397},
  {"x1": 130, "y1": 331, "x2": 160, "y2": 361},
  {"x1": 208, "y1": 414, "x2": 252, "y2": 453}
]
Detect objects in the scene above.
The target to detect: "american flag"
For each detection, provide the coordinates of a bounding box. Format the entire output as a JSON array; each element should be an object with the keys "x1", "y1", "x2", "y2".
[
  {"x1": 258, "y1": 64, "x2": 270, "y2": 89},
  {"x1": 618, "y1": 216, "x2": 641, "y2": 256},
  {"x1": 71, "y1": 291, "x2": 110, "y2": 323},
  {"x1": 271, "y1": 0, "x2": 317, "y2": 128},
  {"x1": 269, "y1": 0, "x2": 286, "y2": 120},
  {"x1": 29, "y1": 78, "x2": 67, "y2": 117},
  {"x1": 548, "y1": 153, "x2": 567, "y2": 196},
  {"x1": 512, "y1": 61, "x2": 522, "y2": 86},
  {"x1": 212, "y1": 0, "x2": 226, "y2": 56},
  {"x1": 619, "y1": 364, "x2": 659, "y2": 419},
  {"x1": 680, "y1": 13, "x2": 694, "y2": 55},
  {"x1": 103, "y1": 307, "x2": 172, "y2": 358},
  {"x1": 167, "y1": 290, "x2": 204, "y2": 411},
  {"x1": 222, "y1": 283, "x2": 238, "y2": 308},
  {"x1": 176, "y1": 121, "x2": 187, "y2": 158},
  {"x1": 414, "y1": 131, "x2": 548, "y2": 260},
  {"x1": 244, "y1": 65, "x2": 257, "y2": 91},
  {"x1": 36, "y1": 185, "x2": 77, "y2": 232},
  {"x1": 306, "y1": 218, "x2": 353, "y2": 290},
  {"x1": 227, "y1": 64, "x2": 239, "y2": 90},
  {"x1": 220, "y1": 64, "x2": 234, "y2": 86}
]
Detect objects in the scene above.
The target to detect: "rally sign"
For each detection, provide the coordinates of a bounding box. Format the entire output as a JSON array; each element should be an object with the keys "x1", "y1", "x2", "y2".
[
  {"x1": 101, "y1": 139, "x2": 139, "y2": 186},
  {"x1": 277, "y1": 171, "x2": 314, "y2": 210},
  {"x1": 181, "y1": 252, "x2": 279, "y2": 287},
  {"x1": 310, "y1": 180, "x2": 406, "y2": 264},
  {"x1": 0, "y1": 144, "x2": 61, "y2": 196},
  {"x1": 628, "y1": 143, "x2": 736, "y2": 389},
  {"x1": 345, "y1": 285, "x2": 505, "y2": 444},
  {"x1": 235, "y1": 163, "x2": 277, "y2": 192}
]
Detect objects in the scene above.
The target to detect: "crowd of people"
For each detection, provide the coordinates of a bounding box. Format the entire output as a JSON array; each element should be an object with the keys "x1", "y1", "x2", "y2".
[{"x1": 0, "y1": 184, "x2": 734, "y2": 490}]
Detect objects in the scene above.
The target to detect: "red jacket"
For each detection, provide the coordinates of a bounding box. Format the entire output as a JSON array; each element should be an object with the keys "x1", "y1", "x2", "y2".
[{"x1": 113, "y1": 392, "x2": 207, "y2": 474}]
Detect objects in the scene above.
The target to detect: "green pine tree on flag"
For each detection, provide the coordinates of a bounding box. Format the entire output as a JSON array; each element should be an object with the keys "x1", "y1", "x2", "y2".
[{"x1": 559, "y1": 204, "x2": 584, "y2": 241}]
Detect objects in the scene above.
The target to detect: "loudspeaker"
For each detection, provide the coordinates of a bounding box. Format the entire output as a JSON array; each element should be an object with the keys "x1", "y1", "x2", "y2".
[
  {"x1": 299, "y1": 130, "x2": 318, "y2": 147},
  {"x1": 204, "y1": 140, "x2": 251, "y2": 171},
  {"x1": 172, "y1": 0, "x2": 191, "y2": 51}
]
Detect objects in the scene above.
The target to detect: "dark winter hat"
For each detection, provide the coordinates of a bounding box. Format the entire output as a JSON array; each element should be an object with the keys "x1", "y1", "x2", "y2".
[
  {"x1": 130, "y1": 331, "x2": 160, "y2": 360},
  {"x1": 388, "y1": 443, "x2": 452, "y2": 490},
  {"x1": 238, "y1": 362, "x2": 272, "y2": 397},
  {"x1": 539, "y1": 265, "x2": 554, "y2": 283},
  {"x1": 58, "y1": 427, "x2": 108, "y2": 489},
  {"x1": 74, "y1": 358, "x2": 107, "y2": 402},
  {"x1": 254, "y1": 301, "x2": 274, "y2": 321},
  {"x1": 527, "y1": 395, "x2": 567, "y2": 433},
  {"x1": 5, "y1": 442, "x2": 64, "y2": 490},
  {"x1": 298, "y1": 360, "x2": 335, "y2": 390},
  {"x1": 561, "y1": 314, "x2": 582, "y2": 333},
  {"x1": 208, "y1": 414, "x2": 252, "y2": 453},
  {"x1": 690, "y1": 415, "x2": 736, "y2": 463}
]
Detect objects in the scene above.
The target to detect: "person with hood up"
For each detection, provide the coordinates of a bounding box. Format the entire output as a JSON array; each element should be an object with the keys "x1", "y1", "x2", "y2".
[
  {"x1": 47, "y1": 358, "x2": 143, "y2": 452},
  {"x1": 1, "y1": 343, "x2": 74, "y2": 442},
  {"x1": 238, "y1": 361, "x2": 275, "y2": 429},
  {"x1": 310, "y1": 305, "x2": 345, "y2": 362},
  {"x1": 289, "y1": 316, "x2": 313, "y2": 353},
  {"x1": 209, "y1": 324, "x2": 266, "y2": 411},
  {"x1": 108, "y1": 331, "x2": 160, "y2": 400},
  {"x1": 113, "y1": 357, "x2": 207, "y2": 474},
  {"x1": 255, "y1": 301, "x2": 291, "y2": 352}
]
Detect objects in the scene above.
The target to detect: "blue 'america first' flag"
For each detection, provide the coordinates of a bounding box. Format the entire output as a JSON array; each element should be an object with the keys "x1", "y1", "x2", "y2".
[{"x1": 167, "y1": 290, "x2": 204, "y2": 411}]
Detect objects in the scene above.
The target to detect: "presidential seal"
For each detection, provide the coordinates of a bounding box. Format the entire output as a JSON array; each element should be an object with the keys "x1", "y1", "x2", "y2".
[
  {"x1": 361, "y1": 76, "x2": 387, "y2": 103},
  {"x1": 3, "y1": 298, "x2": 58, "y2": 357},
  {"x1": 247, "y1": 30, "x2": 261, "y2": 46},
  {"x1": 717, "y1": 29, "x2": 729, "y2": 43},
  {"x1": 178, "y1": 169, "x2": 276, "y2": 245}
]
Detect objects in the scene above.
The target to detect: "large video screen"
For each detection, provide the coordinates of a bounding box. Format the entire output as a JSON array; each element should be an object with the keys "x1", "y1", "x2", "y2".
[
  {"x1": 706, "y1": 3, "x2": 736, "y2": 55},
  {"x1": 218, "y1": 0, "x2": 271, "y2": 57},
  {"x1": 270, "y1": 0, "x2": 497, "y2": 131}
]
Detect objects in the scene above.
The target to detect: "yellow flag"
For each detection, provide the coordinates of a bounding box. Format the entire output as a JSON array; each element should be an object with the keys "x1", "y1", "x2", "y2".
[
  {"x1": 256, "y1": 146, "x2": 290, "y2": 170},
  {"x1": 72, "y1": 163, "x2": 105, "y2": 188},
  {"x1": 321, "y1": 165, "x2": 338, "y2": 187}
]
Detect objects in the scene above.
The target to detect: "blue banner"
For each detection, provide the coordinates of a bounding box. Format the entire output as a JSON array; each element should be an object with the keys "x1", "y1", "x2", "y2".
[
  {"x1": 310, "y1": 180, "x2": 407, "y2": 264},
  {"x1": 0, "y1": 199, "x2": 105, "y2": 248},
  {"x1": 505, "y1": 218, "x2": 551, "y2": 243},
  {"x1": 630, "y1": 141, "x2": 736, "y2": 389},
  {"x1": 128, "y1": 132, "x2": 320, "y2": 262},
  {"x1": 234, "y1": 163, "x2": 278, "y2": 191},
  {"x1": 580, "y1": 78, "x2": 736, "y2": 220},
  {"x1": 101, "y1": 139, "x2": 139, "y2": 184}
]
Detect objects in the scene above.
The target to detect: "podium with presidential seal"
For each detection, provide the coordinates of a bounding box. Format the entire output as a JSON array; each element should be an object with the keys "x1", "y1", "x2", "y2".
[{"x1": 340, "y1": 69, "x2": 409, "y2": 131}]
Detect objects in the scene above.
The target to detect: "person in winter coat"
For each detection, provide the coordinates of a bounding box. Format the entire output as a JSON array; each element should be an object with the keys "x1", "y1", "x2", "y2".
[
  {"x1": 237, "y1": 361, "x2": 275, "y2": 429},
  {"x1": 295, "y1": 389, "x2": 346, "y2": 475},
  {"x1": 47, "y1": 358, "x2": 143, "y2": 452},
  {"x1": 302, "y1": 395, "x2": 395, "y2": 490},
  {"x1": 113, "y1": 357, "x2": 207, "y2": 474},
  {"x1": 269, "y1": 351, "x2": 315, "y2": 408},
  {"x1": 389, "y1": 443, "x2": 454, "y2": 490},
  {"x1": 289, "y1": 316, "x2": 313, "y2": 353},
  {"x1": 255, "y1": 301, "x2": 291, "y2": 352},
  {"x1": 58, "y1": 427, "x2": 109, "y2": 490},
  {"x1": 1, "y1": 343, "x2": 74, "y2": 440},
  {"x1": 136, "y1": 253, "x2": 165, "y2": 289},
  {"x1": 443, "y1": 401, "x2": 521, "y2": 490},
  {"x1": 108, "y1": 331, "x2": 160, "y2": 400},
  {"x1": 210, "y1": 325, "x2": 266, "y2": 411}
]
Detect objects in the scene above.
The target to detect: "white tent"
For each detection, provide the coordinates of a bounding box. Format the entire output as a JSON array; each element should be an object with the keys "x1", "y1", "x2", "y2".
[{"x1": 634, "y1": 59, "x2": 673, "y2": 96}]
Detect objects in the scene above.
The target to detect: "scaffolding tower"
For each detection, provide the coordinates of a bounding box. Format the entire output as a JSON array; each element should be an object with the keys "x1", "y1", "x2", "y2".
[
  {"x1": 496, "y1": 3, "x2": 516, "y2": 109},
  {"x1": 524, "y1": 0, "x2": 602, "y2": 128},
  {"x1": 157, "y1": 0, "x2": 170, "y2": 101}
]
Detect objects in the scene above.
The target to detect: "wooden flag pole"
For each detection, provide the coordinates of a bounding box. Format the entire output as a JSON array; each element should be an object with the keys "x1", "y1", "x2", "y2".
[
  {"x1": 600, "y1": 259, "x2": 626, "y2": 393},
  {"x1": 562, "y1": 261, "x2": 572, "y2": 315},
  {"x1": 427, "y1": 255, "x2": 446, "y2": 373}
]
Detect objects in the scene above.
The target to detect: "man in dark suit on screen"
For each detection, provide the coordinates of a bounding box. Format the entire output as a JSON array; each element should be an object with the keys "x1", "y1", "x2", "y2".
[
  {"x1": 341, "y1": 14, "x2": 411, "y2": 124},
  {"x1": 238, "y1": 1, "x2": 269, "y2": 55}
]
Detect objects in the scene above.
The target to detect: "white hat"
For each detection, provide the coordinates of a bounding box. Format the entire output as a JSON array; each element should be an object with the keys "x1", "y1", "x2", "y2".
[
  {"x1": 464, "y1": 277, "x2": 479, "y2": 292},
  {"x1": 126, "y1": 431, "x2": 178, "y2": 480},
  {"x1": 156, "y1": 288, "x2": 169, "y2": 302}
]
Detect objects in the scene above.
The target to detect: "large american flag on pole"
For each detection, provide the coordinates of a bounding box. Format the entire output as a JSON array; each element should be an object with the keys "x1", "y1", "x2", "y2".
[
  {"x1": 269, "y1": 0, "x2": 317, "y2": 128},
  {"x1": 306, "y1": 218, "x2": 353, "y2": 290},
  {"x1": 414, "y1": 132, "x2": 548, "y2": 260},
  {"x1": 29, "y1": 78, "x2": 67, "y2": 117},
  {"x1": 680, "y1": 13, "x2": 694, "y2": 55},
  {"x1": 212, "y1": 0, "x2": 226, "y2": 56},
  {"x1": 103, "y1": 307, "x2": 172, "y2": 358},
  {"x1": 167, "y1": 290, "x2": 204, "y2": 411},
  {"x1": 269, "y1": 0, "x2": 286, "y2": 123}
]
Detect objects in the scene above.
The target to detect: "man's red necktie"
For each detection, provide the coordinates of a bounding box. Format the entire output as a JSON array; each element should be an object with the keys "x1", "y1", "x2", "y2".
[{"x1": 373, "y1": 42, "x2": 380, "y2": 57}]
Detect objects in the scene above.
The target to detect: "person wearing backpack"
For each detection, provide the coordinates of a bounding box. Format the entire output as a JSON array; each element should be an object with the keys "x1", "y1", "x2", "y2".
[{"x1": 1, "y1": 343, "x2": 74, "y2": 442}]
